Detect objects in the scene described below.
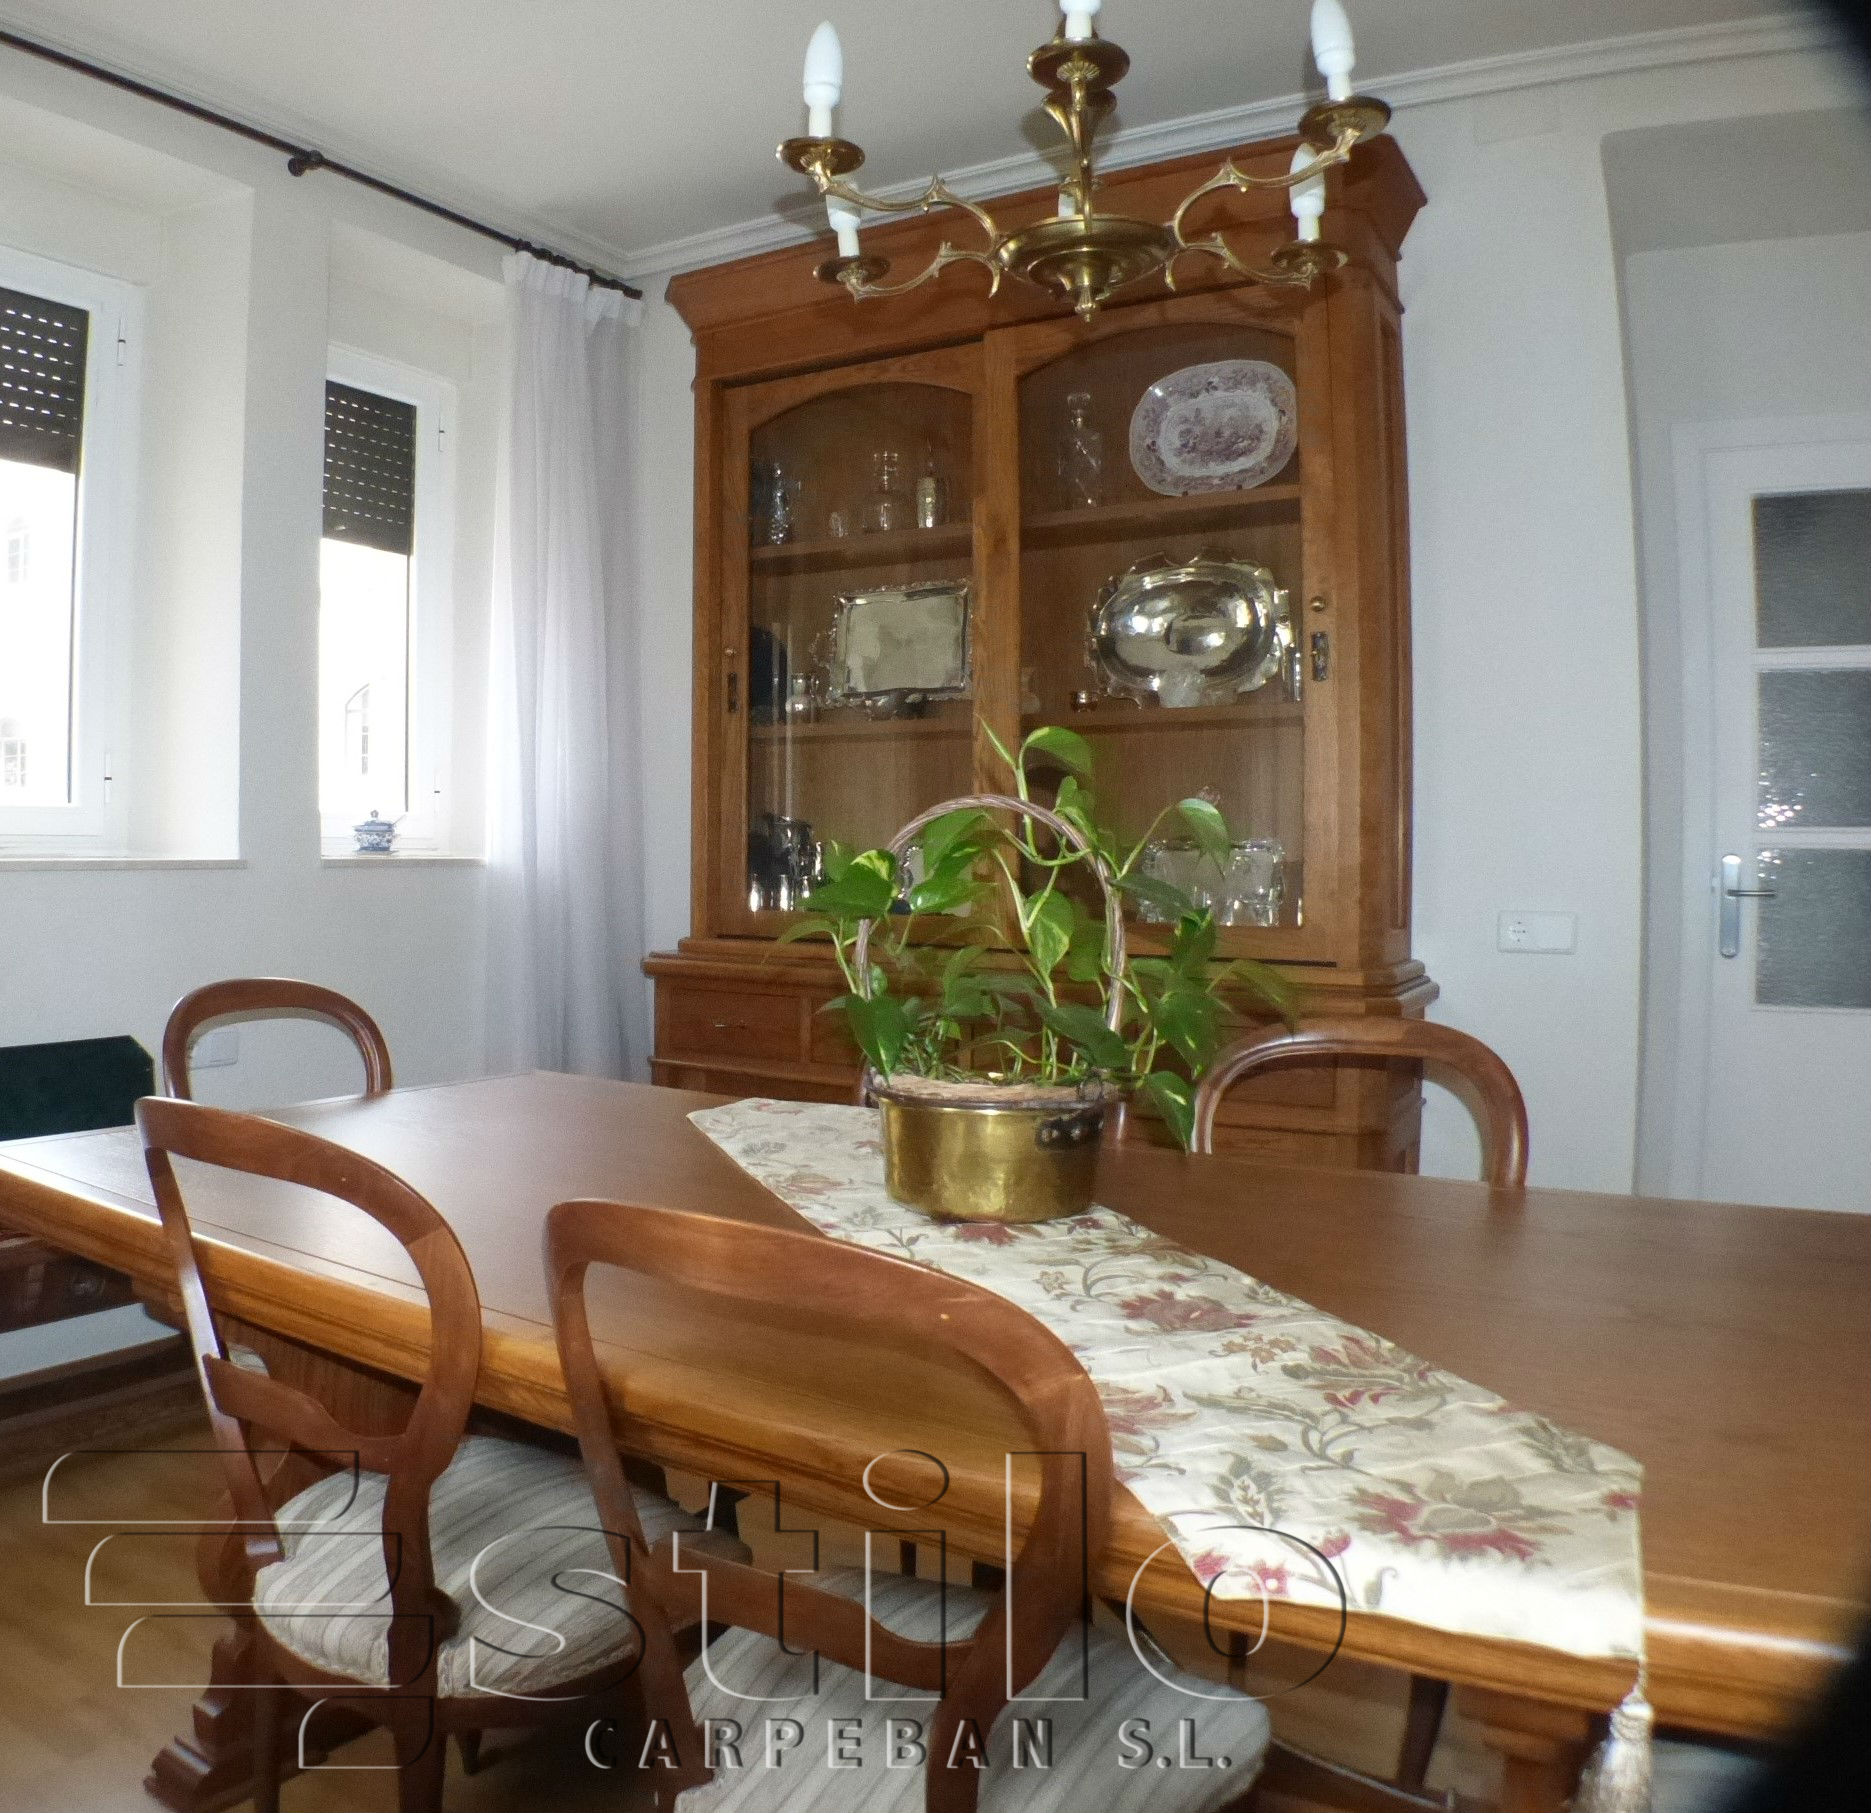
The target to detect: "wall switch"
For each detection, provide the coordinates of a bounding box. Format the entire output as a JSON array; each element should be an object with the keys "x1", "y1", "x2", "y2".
[
  {"x1": 193, "y1": 1027, "x2": 239, "y2": 1068},
  {"x1": 1497, "y1": 911, "x2": 1576, "y2": 954}
]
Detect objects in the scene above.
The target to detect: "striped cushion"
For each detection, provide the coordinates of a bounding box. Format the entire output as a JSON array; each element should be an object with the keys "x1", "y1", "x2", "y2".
[
  {"x1": 254, "y1": 1434, "x2": 701, "y2": 1698},
  {"x1": 672, "y1": 1570, "x2": 1270, "y2": 1812}
]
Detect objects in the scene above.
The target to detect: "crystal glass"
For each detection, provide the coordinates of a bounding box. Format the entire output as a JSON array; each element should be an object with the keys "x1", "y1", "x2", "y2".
[
  {"x1": 862, "y1": 449, "x2": 909, "y2": 534},
  {"x1": 1216, "y1": 838, "x2": 1285, "y2": 927},
  {"x1": 1058, "y1": 390, "x2": 1104, "y2": 510}
]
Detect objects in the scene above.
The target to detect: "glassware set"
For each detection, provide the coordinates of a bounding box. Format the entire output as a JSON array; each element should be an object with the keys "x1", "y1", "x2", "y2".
[
  {"x1": 1138, "y1": 837, "x2": 1286, "y2": 927},
  {"x1": 749, "y1": 443, "x2": 957, "y2": 544}
]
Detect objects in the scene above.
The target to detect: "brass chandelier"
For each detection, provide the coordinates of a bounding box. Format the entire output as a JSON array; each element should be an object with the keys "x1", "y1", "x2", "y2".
[{"x1": 779, "y1": 0, "x2": 1391, "y2": 322}]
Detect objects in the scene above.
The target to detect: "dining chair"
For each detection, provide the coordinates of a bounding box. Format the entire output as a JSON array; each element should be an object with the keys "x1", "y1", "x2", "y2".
[
  {"x1": 137, "y1": 1096, "x2": 712, "y2": 1813},
  {"x1": 161, "y1": 978, "x2": 394, "y2": 1100},
  {"x1": 545, "y1": 1193, "x2": 1279, "y2": 1813},
  {"x1": 1193, "y1": 1018, "x2": 1530, "y2": 1188},
  {"x1": 1192, "y1": 1015, "x2": 1529, "y2": 1796}
]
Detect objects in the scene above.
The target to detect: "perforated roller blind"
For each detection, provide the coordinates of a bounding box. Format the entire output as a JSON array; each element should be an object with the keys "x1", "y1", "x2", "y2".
[
  {"x1": 0, "y1": 284, "x2": 90, "y2": 475},
  {"x1": 323, "y1": 380, "x2": 417, "y2": 555}
]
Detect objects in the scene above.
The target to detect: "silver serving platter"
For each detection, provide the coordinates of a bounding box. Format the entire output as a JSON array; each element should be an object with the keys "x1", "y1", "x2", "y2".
[{"x1": 1087, "y1": 554, "x2": 1293, "y2": 707}]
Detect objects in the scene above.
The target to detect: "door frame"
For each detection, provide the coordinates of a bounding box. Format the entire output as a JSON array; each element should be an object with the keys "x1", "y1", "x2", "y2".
[{"x1": 1640, "y1": 411, "x2": 1871, "y2": 1200}]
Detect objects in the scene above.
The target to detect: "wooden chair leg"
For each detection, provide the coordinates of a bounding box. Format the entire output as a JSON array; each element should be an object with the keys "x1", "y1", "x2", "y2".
[
  {"x1": 1397, "y1": 1675, "x2": 1450, "y2": 1790},
  {"x1": 456, "y1": 1729, "x2": 483, "y2": 1776},
  {"x1": 250, "y1": 1674, "x2": 282, "y2": 1813},
  {"x1": 393, "y1": 1717, "x2": 447, "y2": 1813}
]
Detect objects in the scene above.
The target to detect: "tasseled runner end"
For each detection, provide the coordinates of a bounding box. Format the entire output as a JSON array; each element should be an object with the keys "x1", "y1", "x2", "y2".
[{"x1": 1575, "y1": 1676, "x2": 1654, "y2": 1813}]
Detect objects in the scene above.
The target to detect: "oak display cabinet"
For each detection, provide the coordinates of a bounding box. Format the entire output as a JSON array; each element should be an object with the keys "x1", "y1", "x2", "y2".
[{"x1": 648, "y1": 133, "x2": 1435, "y2": 1167}]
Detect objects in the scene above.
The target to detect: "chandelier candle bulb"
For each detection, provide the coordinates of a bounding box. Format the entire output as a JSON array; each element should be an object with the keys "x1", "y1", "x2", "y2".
[
  {"x1": 803, "y1": 20, "x2": 843, "y2": 138},
  {"x1": 827, "y1": 194, "x2": 862, "y2": 257},
  {"x1": 1059, "y1": 0, "x2": 1101, "y2": 42},
  {"x1": 1289, "y1": 144, "x2": 1325, "y2": 242},
  {"x1": 1309, "y1": 0, "x2": 1356, "y2": 102}
]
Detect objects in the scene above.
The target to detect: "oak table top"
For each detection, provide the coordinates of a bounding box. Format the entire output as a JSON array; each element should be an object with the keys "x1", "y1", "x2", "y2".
[{"x1": 2, "y1": 1071, "x2": 1865, "y2": 1754}]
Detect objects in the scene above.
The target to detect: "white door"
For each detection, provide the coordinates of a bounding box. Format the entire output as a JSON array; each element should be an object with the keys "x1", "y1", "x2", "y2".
[{"x1": 1675, "y1": 424, "x2": 1871, "y2": 1212}]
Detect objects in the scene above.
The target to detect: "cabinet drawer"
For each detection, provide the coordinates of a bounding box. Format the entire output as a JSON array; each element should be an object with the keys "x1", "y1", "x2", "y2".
[{"x1": 658, "y1": 986, "x2": 803, "y2": 1063}]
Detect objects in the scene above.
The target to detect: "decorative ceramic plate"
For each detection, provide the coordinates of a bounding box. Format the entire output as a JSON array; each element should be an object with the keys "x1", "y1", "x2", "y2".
[
  {"x1": 1128, "y1": 359, "x2": 1298, "y2": 496},
  {"x1": 1087, "y1": 553, "x2": 1293, "y2": 708}
]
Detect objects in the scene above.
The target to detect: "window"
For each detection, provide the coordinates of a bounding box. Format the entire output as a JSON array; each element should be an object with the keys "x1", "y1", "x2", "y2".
[
  {"x1": 0, "y1": 248, "x2": 137, "y2": 847},
  {"x1": 318, "y1": 351, "x2": 454, "y2": 848}
]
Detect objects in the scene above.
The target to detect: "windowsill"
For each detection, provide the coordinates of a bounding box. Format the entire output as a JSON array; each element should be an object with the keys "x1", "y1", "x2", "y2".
[
  {"x1": 320, "y1": 851, "x2": 484, "y2": 866},
  {"x1": 0, "y1": 854, "x2": 245, "y2": 871}
]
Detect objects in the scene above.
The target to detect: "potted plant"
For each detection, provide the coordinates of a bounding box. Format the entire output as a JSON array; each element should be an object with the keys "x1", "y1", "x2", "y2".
[{"x1": 785, "y1": 725, "x2": 1297, "y2": 1222}]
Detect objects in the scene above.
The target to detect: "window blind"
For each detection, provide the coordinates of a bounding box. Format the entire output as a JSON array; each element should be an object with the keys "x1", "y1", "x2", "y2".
[
  {"x1": 323, "y1": 380, "x2": 417, "y2": 555},
  {"x1": 0, "y1": 285, "x2": 90, "y2": 475}
]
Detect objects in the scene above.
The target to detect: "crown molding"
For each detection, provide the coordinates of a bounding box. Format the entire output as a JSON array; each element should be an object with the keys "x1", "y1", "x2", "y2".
[{"x1": 618, "y1": 10, "x2": 1839, "y2": 283}]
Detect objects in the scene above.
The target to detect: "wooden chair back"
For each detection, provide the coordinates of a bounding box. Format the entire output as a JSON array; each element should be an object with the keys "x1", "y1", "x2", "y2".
[
  {"x1": 1194, "y1": 1018, "x2": 1531, "y2": 1187},
  {"x1": 136, "y1": 1096, "x2": 480, "y2": 1688},
  {"x1": 544, "y1": 1197, "x2": 1114, "y2": 1813},
  {"x1": 161, "y1": 978, "x2": 393, "y2": 1101}
]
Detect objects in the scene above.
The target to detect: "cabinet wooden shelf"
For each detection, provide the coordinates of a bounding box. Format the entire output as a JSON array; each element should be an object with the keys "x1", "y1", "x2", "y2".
[
  {"x1": 748, "y1": 523, "x2": 972, "y2": 574},
  {"x1": 652, "y1": 132, "x2": 1435, "y2": 1171},
  {"x1": 750, "y1": 716, "x2": 971, "y2": 744},
  {"x1": 1022, "y1": 484, "x2": 1300, "y2": 545},
  {"x1": 1028, "y1": 701, "x2": 1304, "y2": 734}
]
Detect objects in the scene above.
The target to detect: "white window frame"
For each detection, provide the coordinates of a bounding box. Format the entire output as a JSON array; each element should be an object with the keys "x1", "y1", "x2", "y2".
[
  {"x1": 0, "y1": 245, "x2": 141, "y2": 851},
  {"x1": 320, "y1": 345, "x2": 456, "y2": 853}
]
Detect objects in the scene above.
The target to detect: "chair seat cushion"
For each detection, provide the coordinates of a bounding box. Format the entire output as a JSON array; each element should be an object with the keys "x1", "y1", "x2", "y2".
[
  {"x1": 673, "y1": 1570, "x2": 1270, "y2": 1812},
  {"x1": 255, "y1": 1434, "x2": 701, "y2": 1698}
]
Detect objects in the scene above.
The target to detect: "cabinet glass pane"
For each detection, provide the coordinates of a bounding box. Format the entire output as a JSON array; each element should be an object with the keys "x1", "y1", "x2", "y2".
[
  {"x1": 1753, "y1": 490, "x2": 1871, "y2": 648},
  {"x1": 1756, "y1": 848, "x2": 1871, "y2": 1009},
  {"x1": 1757, "y1": 669, "x2": 1871, "y2": 830},
  {"x1": 743, "y1": 383, "x2": 972, "y2": 909},
  {"x1": 1017, "y1": 321, "x2": 1304, "y2": 928}
]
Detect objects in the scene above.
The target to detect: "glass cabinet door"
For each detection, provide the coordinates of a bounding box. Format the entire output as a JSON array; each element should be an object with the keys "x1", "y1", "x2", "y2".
[
  {"x1": 721, "y1": 351, "x2": 981, "y2": 928},
  {"x1": 1000, "y1": 302, "x2": 1325, "y2": 954}
]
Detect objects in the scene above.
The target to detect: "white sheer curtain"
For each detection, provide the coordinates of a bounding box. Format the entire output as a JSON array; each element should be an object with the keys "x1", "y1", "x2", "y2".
[{"x1": 484, "y1": 253, "x2": 647, "y2": 1076}]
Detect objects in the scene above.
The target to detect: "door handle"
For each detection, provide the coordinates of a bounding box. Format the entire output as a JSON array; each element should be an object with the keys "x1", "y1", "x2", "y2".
[{"x1": 1718, "y1": 852, "x2": 1778, "y2": 958}]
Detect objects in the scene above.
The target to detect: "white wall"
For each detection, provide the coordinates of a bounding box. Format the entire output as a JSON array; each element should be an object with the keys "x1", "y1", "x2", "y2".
[
  {"x1": 1624, "y1": 228, "x2": 1871, "y2": 1191},
  {"x1": 625, "y1": 42, "x2": 1868, "y2": 1192},
  {"x1": 0, "y1": 56, "x2": 503, "y2": 1110}
]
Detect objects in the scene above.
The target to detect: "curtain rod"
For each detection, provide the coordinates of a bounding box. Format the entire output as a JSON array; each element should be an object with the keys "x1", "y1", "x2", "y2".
[{"x1": 0, "y1": 25, "x2": 643, "y2": 300}]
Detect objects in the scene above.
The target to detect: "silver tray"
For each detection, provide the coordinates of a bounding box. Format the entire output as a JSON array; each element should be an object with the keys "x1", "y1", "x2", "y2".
[
  {"x1": 826, "y1": 580, "x2": 971, "y2": 708},
  {"x1": 1087, "y1": 554, "x2": 1293, "y2": 707}
]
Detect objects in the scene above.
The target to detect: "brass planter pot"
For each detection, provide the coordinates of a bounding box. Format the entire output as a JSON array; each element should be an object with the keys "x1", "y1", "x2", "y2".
[{"x1": 873, "y1": 1077, "x2": 1109, "y2": 1225}]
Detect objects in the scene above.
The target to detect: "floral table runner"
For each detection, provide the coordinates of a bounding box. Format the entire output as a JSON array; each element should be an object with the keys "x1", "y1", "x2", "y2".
[{"x1": 691, "y1": 1100, "x2": 1646, "y2": 1668}]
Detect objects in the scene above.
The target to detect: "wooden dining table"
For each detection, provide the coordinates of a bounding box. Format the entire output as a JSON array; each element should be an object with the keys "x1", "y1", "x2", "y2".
[{"x1": 0, "y1": 1070, "x2": 1866, "y2": 1813}]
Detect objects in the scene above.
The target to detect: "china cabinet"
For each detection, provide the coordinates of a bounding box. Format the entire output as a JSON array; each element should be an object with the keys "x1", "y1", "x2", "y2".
[{"x1": 647, "y1": 133, "x2": 1434, "y2": 1165}]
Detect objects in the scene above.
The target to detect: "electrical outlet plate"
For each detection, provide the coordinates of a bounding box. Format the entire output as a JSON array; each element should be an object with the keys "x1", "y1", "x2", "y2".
[
  {"x1": 193, "y1": 1027, "x2": 239, "y2": 1068},
  {"x1": 1497, "y1": 911, "x2": 1576, "y2": 954}
]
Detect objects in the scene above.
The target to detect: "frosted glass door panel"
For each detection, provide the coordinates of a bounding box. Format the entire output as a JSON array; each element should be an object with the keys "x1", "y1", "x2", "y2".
[
  {"x1": 1755, "y1": 849, "x2": 1871, "y2": 1010},
  {"x1": 1756, "y1": 670, "x2": 1871, "y2": 830},
  {"x1": 1752, "y1": 489, "x2": 1871, "y2": 647}
]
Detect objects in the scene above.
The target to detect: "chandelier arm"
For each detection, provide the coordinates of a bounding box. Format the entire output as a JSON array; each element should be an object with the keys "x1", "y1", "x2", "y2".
[
  {"x1": 1165, "y1": 236, "x2": 1346, "y2": 292},
  {"x1": 815, "y1": 171, "x2": 1003, "y2": 247},
  {"x1": 838, "y1": 244, "x2": 1005, "y2": 301},
  {"x1": 1167, "y1": 130, "x2": 1359, "y2": 249}
]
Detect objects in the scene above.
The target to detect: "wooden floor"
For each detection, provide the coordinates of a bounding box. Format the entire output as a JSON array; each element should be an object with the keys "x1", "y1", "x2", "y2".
[
  {"x1": 0, "y1": 1426, "x2": 654, "y2": 1813},
  {"x1": 0, "y1": 1425, "x2": 1757, "y2": 1812}
]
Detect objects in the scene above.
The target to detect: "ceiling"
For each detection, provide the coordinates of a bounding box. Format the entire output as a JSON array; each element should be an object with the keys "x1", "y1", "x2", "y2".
[{"x1": 0, "y1": 0, "x2": 1809, "y2": 271}]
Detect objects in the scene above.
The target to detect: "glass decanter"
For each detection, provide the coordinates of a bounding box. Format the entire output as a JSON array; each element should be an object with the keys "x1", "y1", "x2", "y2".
[{"x1": 1058, "y1": 391, "x2": 1104, "y2": 510}]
